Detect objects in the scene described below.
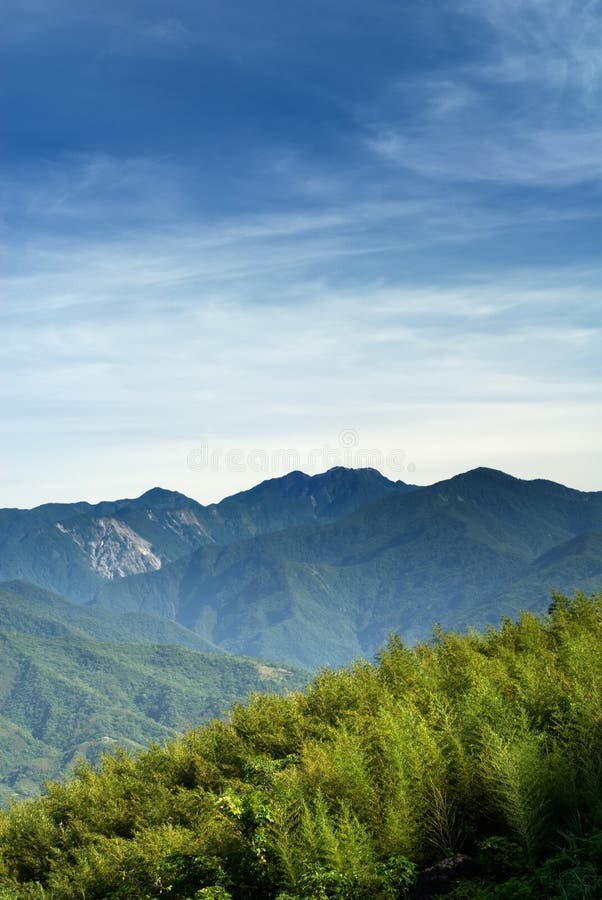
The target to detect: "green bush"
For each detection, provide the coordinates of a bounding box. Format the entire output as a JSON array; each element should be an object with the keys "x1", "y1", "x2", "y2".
[{"x1": 1, "y1": 593, "x2": 602, "y2": 897}]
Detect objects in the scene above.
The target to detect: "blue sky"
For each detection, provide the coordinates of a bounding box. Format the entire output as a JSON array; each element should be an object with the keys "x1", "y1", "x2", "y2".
[{"x1": 2, "y1": 0, "x2": 601, "y2": 506}]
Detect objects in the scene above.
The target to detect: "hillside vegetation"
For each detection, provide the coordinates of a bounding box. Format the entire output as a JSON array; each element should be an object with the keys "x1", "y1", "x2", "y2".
[
  {"x1": 2, "y1": 593, "x2": 602, "y2": 897},
  {"x1": 0, "y1": 586, "x2": 305, "y2": 804}
]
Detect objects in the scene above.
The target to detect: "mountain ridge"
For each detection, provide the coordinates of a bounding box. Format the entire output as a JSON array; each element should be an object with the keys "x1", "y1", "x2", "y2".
[
  {"x1": 0, "y1": 467, "x2": 414, "y2": 605},
  {"x1": 2, "y1": 467, "x2": 601, "y2": 669},
  {"x1": 88, "y1": 467, "x2": 602, "y2": 667},
  {"x1": 1, "y1": 466, "x2": 602, "y2": 798}
]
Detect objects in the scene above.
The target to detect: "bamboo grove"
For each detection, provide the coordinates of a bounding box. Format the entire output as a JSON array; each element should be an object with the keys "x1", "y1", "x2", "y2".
[{"x1": 2, "y1": 593, "x2": 602, "y2": 898}]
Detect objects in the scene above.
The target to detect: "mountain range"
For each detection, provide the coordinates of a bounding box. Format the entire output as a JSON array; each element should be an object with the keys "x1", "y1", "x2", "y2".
[
  {"x1": 2, "y1": 466, "x2": 601, "y2": 670},
  {"x1": 1, "y1": 464, "x2": 602, "y2": 799}
]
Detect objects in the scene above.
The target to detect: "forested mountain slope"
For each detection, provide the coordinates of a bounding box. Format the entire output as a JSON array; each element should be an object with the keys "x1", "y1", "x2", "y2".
[
  {"x1": 2, "y1": 467, "x2": 601, "y2": 669},
  {"x1": 0, "y1": 580, "x2": 218, "y2": 652},
  {"x1": 0, "y1": 468, "x2": 412, "y2": 606},
  {"x1": 0, "y1": 586, "x2": 305, "y2": 804},
  {"x1": 92, "y1": 468, "x2": 602, "y2": 668}
]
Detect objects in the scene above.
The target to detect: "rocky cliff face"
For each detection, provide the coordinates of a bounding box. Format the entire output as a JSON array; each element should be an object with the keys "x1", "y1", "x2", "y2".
[
  {"x1": 55, "y1": 517, "x2": 162, "y2": 579},
  {"x1": 0, "y1": 469, "x2": 410, "y2": 605}
]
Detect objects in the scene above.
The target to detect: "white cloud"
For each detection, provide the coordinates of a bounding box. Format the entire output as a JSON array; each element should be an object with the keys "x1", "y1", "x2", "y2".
[
  {"x1": 3, "y1": 194, "x2": 601, "y2": 506},
  {"x1": 367, "y1": 0, "x2": 602, "y2": 187},
  {"x1": 4, "y1": 0, "x2": 602, "y2": 508},
  {"x1": 467, "y1": 0, "x2": 602, "y2": 100},
  {"x1": 371, "y1": 123, "x2": 602, "y2": 186}
]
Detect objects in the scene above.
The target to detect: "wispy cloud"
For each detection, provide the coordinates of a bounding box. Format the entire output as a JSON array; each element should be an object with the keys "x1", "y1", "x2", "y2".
[
  {"x1": 367, "y1": 0, "x2": 602, "y2": 187},
  {"x1": 3, "y1": 187, "x2": 601, "y2": 503},
  {"x1": 469, "y1": 0, "x2": 602, "y2": 99},
  {"x1": 371, "y1": 123, "x2": 602, "y2": 186},
  {"x1": 3, "y1": 0, "x2": 602, "y2": 505}
]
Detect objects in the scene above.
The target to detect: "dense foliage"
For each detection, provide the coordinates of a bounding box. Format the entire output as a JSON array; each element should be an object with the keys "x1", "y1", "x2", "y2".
[{"x1": 2, "y1": 593, "x2": 602, "y2": 897}]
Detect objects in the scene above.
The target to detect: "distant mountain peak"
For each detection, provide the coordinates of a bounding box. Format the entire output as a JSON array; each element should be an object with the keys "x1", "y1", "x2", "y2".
[
  {"x1": 456, "y1": 467, "x2": 519, "y2": 482},
  {"x1": 303, "y1": 466, "x2": 405, "y2": 488},
  {"x1": 2, "y1": 465, "x2": 602, "y2": 677},
  {"x1": 223, "y1": 466, "x2": 404, "y2": 499},
  {"x1": 322, "y1": 465, "x2": 386, "y2": 479},
  {"x1": 136, "y1": 487, "x2": 195, "y2": 507},
  {"x1": 280, "y1": 469, "x2": 312, "y2": 483}
]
